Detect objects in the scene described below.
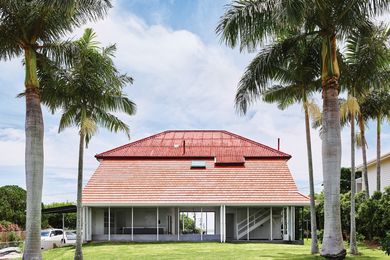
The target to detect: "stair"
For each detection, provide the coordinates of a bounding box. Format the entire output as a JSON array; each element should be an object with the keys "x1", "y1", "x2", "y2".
[{"x1": 237, "y1": 208, "x2": 270, "y2": 240}]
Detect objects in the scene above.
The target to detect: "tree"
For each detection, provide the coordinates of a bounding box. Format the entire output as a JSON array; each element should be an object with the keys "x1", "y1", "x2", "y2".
[
  {"x1": 39, "y1": 28, "x2": 136, "y2": 260},
  {"x1": 235, "y1": 34, "x2": 321, "y2": 253},
  {"x1": 342, "y1": 24, "x2": 390, "y2": 198},
  {"x1": 360, "y1": 90, "x2": 390, "y2": 192},
  {"x1": 0, "y1": 185, "x2": 26, "y2": 228},
  {"x1": 340, "y1": 95, "x2": 360, "y2": 254},
  {"x1": 216, "y1": 1, "x2": 389, "y2": 258},
  {"x1": 0, "y1": 1, "x2": 112, "y2": 259}
]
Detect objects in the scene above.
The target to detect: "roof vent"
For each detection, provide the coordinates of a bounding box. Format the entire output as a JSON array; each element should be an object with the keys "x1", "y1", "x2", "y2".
[
  {"x1": 173, "y1": 144, "x2": 180, "y2": 148},
  {"x1": 191, "y1": 160, "x2": 206, "y2": 169}
]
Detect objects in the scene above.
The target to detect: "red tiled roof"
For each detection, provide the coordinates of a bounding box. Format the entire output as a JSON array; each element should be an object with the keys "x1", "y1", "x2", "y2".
[
  {"x1": 83, "y1": 159, "x2": 309, "y2": 205},
  {"x1": 96, "y1": 130, "x2": 290, "y2": 160}
]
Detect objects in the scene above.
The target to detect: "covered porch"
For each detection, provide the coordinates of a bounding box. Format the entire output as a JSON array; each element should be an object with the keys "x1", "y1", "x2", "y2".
[{"x1": 82, "y1": 205, "x2": 304, "y2": 243}]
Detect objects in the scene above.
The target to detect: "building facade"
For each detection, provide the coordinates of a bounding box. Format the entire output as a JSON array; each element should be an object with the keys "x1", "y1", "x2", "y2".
[{"x1": 82, "y1": 130, "x2": 309, "y2": 242}]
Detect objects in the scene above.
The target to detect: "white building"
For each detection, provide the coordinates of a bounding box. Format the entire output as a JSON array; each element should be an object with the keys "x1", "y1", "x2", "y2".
[{"x1": 356, "y1": 152, "x2": 390, "y2": 196}]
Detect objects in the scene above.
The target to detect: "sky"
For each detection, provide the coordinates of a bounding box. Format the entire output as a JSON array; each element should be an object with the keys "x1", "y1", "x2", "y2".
[{"x1": 1, "y1": 0, "x2": 390, "y2": 203}]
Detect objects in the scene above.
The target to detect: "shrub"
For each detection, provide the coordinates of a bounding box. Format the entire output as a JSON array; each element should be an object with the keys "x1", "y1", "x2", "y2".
[
  {"x1": 7, "y1": 231, "x2": 21, "y2": 242},
  {"x1": 381, "y1": 232, "x2": 390, "y2": 256},
  {"x1": 317, "y1": 229, "x2": 323, "y2": 243}
]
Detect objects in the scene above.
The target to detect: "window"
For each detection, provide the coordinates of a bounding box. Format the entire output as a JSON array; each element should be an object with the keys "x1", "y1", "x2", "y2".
[
  {"x1": 191, "y1": 161, "x2": 206, "y2": 169},
  {"x1": 179, "y1": 211, "x2": 215, "y2": 235}
]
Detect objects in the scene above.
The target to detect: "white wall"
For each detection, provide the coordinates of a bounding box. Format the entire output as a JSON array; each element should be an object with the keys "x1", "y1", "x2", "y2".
[{"x1": 365, "y1": 157, "x2": 390, "y2": 196}]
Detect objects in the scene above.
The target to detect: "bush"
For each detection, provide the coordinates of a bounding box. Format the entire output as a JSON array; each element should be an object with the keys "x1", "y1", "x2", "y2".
[
  {"x1": 7, "y1": 231, "x2": 21, "y2": 242},
  {"x1": 381, "y1": 232, "x2": 390, "y2": 256},
  {"x1": 317, "y1": 229, "x2": 323, "y2": 243}
]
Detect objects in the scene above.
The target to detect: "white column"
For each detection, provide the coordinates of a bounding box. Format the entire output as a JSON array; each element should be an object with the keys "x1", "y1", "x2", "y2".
[
  {"x1": 270, "y1": 207, "x2": 273, "y2": 241},
  {"x1": 224, "y1": 205, "x2": 226, "y2": 242},
  {"x1": 156, "y1": 207, "x2": 159, "y2": 241},
  {"x1": 177, "y1": 208, "x2": 180, "y2": 241},
  {"x1": 291, "y1": 206, "x2": 295, "y2": 241},
  {"x1": 131, "y1": 207, "x2": 134, "y2": 241},
  {"x1": 200, "y1": 208, "x2": 203, "y2": 241},
  {"x1": 287, "y1": 206, "x2": 290, "y2": 241},
  {"x1": 220, "y1": 205, "x2": 223, "y2": 243},
  {"x1": 62, "y1": 213, "x2": 65, "y2": 230},
  {"x1": 246, "y1": 207, "x2": 249, "y2": 241},
  {"x1": 108, "y1": 207, "x2": 111, "y2": 241},
  {"x1": 88, "y1": 207, "x2": 92, "y2": 241}
]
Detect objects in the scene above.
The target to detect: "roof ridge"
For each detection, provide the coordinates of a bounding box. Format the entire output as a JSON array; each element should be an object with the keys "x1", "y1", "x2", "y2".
[
  {"x1": 95, "y1": 130, "x2": 291, "y2": 159},
  {"x1": 220, "y1": 130, "x2": 290, "y2": 157},
  {"x1": 95, "y1": 130, "x2": 169, "y2": 158}
]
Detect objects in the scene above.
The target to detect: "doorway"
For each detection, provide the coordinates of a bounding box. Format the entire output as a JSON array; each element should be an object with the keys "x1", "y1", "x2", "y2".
[{"x1": 226, "y1": 213, "x2": 235, "y2": 240}]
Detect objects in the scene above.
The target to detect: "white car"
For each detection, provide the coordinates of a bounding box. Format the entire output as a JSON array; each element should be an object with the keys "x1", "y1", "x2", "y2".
[{"x1": 40, "y1": 229, "x2": 66, "y2": 250}]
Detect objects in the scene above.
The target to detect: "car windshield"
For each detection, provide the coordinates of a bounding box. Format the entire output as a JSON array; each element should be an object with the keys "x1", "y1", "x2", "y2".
[{"x1": 41, "y1": 231, "x2": 50, "y2": 237}]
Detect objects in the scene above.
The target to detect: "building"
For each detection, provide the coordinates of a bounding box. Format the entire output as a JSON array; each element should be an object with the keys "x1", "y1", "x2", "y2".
[
  {"x1": 82, "y1": 130, "x2": 309, "y2": 243},
  {"x1": 356, "y1": 152, "x2": 390, "y2": 196}
]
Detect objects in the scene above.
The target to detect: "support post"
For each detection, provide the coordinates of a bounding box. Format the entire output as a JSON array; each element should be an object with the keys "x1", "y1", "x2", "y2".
[
  {"x1": 223, "y1": 205, "x2": 226, "y2": 243},
  {"x1": 177, "y1": 208, "x2": 180, "y2": 241},
  {"x1": 108, "y1": 207, "x2": 111, "y2": 241},
  {"x1": 200, "y1": 208, "x2": 203, "y2": 241},
  {"x1": 270, "y1": 207, "x2": 273, "y2": 241},
  {"x1": 62, "y1": 213, "x2": 65, "y2": 231},
  {"x1": 220, "y1": 205, "x2": 223, "y2": 243},
  {"x1": 156, "y1": 207, "x2": 159, "y2": 241},
  {"x1": 247, "y1": 207, "x2": 249, "y2": 241},
  {"x1": 287, "y1": 206, "x2": 290, "y2": 241},
  {"x1": 131, "y1": 207, "x2": 134, "y2": 241}
]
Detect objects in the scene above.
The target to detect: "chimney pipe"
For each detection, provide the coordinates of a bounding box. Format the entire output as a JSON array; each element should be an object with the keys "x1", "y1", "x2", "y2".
[
  {"x1": 277, "y1": 138, "x2": 280, "y2": 151},
  {"x1": 182, "y1": 140, "x2": 186, "y2": 155}
]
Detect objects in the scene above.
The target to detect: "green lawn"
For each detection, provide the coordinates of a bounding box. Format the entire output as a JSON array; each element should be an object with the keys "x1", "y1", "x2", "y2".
[{"x1": 43, "y1": 240, "x2": 388, "y2": 259}]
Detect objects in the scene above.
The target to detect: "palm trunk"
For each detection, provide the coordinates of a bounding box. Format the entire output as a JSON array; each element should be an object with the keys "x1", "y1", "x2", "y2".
[
  {"x1": 74, "y1": 133, "x2": 85, "y2": 260},
  {"x1": 350, "y1": 110, "x2": 358, "y2": 255},
  {"x1": 320, "y1": 35, "x2": 346, "y2": 259},
  {"x1": 23, "y1": 48, "x2": 44, "y2": 260},
  {"x1": 358, "y1": 114, "x2": 369, "y2": 198},
  {"x1": 376, "y1": 115, "x2": 381, "y2": 192},
  {"x1": 303, "y1": 100, "x2": 318, "y2": 254}
]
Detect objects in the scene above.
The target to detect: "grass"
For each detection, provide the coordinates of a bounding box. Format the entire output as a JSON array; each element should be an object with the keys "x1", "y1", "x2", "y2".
[{"x1": 42, "y1": 240, "x2": 389, "y2": 259}]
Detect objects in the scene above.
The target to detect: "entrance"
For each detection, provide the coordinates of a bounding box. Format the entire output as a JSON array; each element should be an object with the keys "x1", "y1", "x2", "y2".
[{"x1": 225, "y1": 213, "x2": 234, "y2": 240}]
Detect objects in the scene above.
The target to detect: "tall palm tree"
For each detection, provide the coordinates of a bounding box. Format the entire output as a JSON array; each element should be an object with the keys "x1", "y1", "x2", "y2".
[
  {"x1": 0, "y1": 2, "x2": 111, "y2": 259},
  {"x1": 340, "y1": 24, "x2": 390, "y2": 254},
  {"x1": 217, "y1": 1, "x2": 389, "y2": 257},
  {"x1": 339, "y1": 95, "x2": 360, "y2": 255},
  {"x1": 360, "y1": 90, "x2": 390, "y2": 192},
  {"x1": 233, "y1": 35, "x2": 321, "y2": 253},
  {"x1": 39, "y1": 28, "x2": 136, "y2": 260},
  {"x1": 343, "y1": 24, "x2": 390, "y2": 199}
]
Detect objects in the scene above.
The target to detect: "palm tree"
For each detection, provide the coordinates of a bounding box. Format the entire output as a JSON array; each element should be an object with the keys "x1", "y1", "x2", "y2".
[
  {"x1": 339, "y1": 95, "x2": 360, "y2": 255},
  {"x1": 39, "y1": 28, "x2": 136, "y2": 260},
  {"x1": 0, "y1": 2, "x2": 111, "y2": 259},
  {"x1": 217, "y1": 1, "x2": 389, "y2": 257},
  {"x1": 233, "y1": 35, "x2": 321, "y2": 253},
  {"x1": 360, "y1": 90, "x2": 390, "y2": 192},
  {"x1": 343, "y1": 24, "x2": 390, "y2": 199},
  {"x1": 340, "y1": 24, "x2": 390, "y2": 254}
]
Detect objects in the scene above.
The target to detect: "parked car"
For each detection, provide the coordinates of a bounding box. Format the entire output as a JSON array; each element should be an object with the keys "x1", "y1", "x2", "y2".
[
  {"x1": 65, "y1": 230, "x2": 77, "y2": 244},
  {"x1": 40, "y1": 229, "x2": 66, "y2": 250}
]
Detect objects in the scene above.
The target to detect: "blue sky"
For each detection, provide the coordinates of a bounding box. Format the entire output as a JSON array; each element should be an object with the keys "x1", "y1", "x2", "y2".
[{"x1": 0, "y1": 0, "x2": 389, "y2": 203}]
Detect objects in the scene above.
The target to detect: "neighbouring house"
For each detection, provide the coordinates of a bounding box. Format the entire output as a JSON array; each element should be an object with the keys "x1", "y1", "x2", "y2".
[
  {"x1": 356, "y1": 152, "x2": 390, "y2": 196},
  {"x1": 82, "y1": 130, "x2": 309, "y2": 243}
]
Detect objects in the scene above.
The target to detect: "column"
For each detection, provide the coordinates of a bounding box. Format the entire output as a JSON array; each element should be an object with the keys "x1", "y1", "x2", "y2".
[
  {"x1": 287, "y1": 206, "x2": 290, "y2": 241},
  {"x1": 246, "y1": 207, "x2": 249, "y2": 241},
  {"x1": 223, "y1": 205, "x2": 226, "y2": 243},
  {"x1": 131, "y1": 207, "x2": 134, "y2": 241},
  {"x1": 220, "y1": 205, "x2": 223, "y2": 243},
  {"x1": 291, "y1": 206, "x2": 295, "y2": 241},
  {"x1": 270, "y1": 207, "x2": 273, "y2": 241},
  {"x1": 88, "y1": 207, "x2": 92, "y2": 241},
  {"x1": 177, "y1": 207, "x2": 180, "y2": 241},
  {"x1": 156, "y1": 207, "x2": 159, "y2": 241},
  {"x1": 108, "y1": 207, "x2": 111, "y2": 241},
  {"x1": 200, "y1": 208, "x2": 203, "y2": 241}
]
